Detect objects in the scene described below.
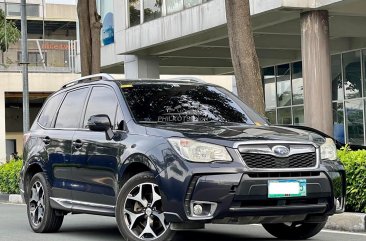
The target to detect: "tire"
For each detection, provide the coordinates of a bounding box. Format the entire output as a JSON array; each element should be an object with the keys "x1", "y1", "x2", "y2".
[
  {"x1": 116, "y1": 171, "x2": 175, "y2": 241},
  {"x1": 26, "y1": 173, "x2": 64, "y2": 233},
  {"x1": 262, "y1": 220, "x2": 327, "y2": 240}
]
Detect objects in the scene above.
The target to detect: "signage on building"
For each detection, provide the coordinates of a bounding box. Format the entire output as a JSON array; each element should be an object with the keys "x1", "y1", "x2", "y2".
[
  {"x1": 100, "y1": 1, "x2": 114, "y2": 46},
  {"x1": 41, "y1": 43, "x2": 70, "y2": 50}
]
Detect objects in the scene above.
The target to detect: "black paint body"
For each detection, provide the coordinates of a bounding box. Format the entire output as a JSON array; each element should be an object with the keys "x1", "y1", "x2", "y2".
[{"x1": 20, "y1": 80, "x2": 346, "y2": 225}]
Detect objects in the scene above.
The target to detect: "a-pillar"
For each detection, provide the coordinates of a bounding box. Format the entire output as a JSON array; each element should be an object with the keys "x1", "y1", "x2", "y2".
[
  {"x1": 300, "y1": 10, "x2": 333, "y2": 136},
  {"x1": 0, "y1": 91, "x2": 6, "y2": 163},
  {"x1": 124, "y1": 55, "x2": 160, "y2": 79}
]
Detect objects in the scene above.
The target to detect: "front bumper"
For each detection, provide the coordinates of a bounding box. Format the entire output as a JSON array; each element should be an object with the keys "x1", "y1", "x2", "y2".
[{"x1": 161, "y1": 168, "x2": 346, "y2": 224}]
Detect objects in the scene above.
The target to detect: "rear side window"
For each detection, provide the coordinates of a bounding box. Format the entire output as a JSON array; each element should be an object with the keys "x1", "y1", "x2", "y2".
[
  {"x1": 38, "y1": 93, "x2": 64, "y2": 128},
  {"x1": 55, "y1": 88, "x2": 89, "y2": 128},
  {"x1": 83, "y1": 86, "x2": 118, "y2": 128}
]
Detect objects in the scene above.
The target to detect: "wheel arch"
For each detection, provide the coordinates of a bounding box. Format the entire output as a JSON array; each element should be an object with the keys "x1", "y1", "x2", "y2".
[
  {"x1": 23, "y1": 160, "x2": 45, "y2": 199},
  {"x1": 118, "y1": 153, "x2": 160, "y2": 190}
]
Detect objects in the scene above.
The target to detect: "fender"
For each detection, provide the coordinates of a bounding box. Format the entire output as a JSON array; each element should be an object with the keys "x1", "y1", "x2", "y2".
[
  {"x1": 21, "y1": 155, "x2": 47, "y2": 199},
  {"x1": 118, "y1": 153, "x2": 160, "y2": 183}
]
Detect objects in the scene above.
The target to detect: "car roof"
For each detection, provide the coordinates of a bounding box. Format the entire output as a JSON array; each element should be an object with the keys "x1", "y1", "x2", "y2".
[{"x1": 55, "y1": 75, "x2": 218, "y2": 97}]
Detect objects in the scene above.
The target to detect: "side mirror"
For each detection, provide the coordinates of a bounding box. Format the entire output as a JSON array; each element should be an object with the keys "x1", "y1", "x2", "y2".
[{"x1": 87, "y1": 114, "x2": 114, "y2": 140}]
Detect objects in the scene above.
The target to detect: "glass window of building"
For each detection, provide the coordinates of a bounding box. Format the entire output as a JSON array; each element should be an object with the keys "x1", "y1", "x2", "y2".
[
  {"x1": 292, "y1": 106, "x2": 304, "y2": 126},
  {"x1": 263, "y1": 67, "x2": 276, "y2": 109},
  {"x1": 27, "y1": 4, "x2": 39, "y2": 17},
  {"x1": 343, "y1": 51, "x2": 362, "y2": 99},
  {"x1": 184, "y1": 0, "x2": 201, "y2": 8},
  {"x1": 292, "y1": 62, "x2": 304, "y2": 105},
  {"x1": 276, "y1": 64, "x2": 292, "y2": 107},
  {"x1": 6, "y1": 3, "x2": 39, "y2": 17},
  {"x1": 345, "y1": 100, "x2": 364, "y2": 145},
  {"x1": 166, "y1": 0, "x2": 184, "y2": 15},
  {"x1": 331, "y1": 54, "x2": 344, "y2": 101},
  {"x1": 144, "y1": 0, "x2": 162, "y2": 22},
  {"x1": 277, "y1": 107, "x2": 292, "y2": 125},
  {"x1": 265, "y1": 110, "x2": 276, "y2": 124},
  {"x1": 129, "y1": 0, "x2": 141, "y2": 27},
  {"x1": 333, "y1": 103, "x2": 345, "y2": 143}
]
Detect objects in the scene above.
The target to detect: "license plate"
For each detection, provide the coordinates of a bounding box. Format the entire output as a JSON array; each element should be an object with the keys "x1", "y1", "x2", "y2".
[{"x1": 268, "y1": 179, "x2": 307, "y2": 198}]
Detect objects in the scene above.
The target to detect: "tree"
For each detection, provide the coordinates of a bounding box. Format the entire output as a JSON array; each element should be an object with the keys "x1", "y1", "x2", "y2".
[
  {"x1": 225, "y1": 0, "x2": 265, "y2": 116},
  {"x1": 0, "y1": 9, "x2": 21, "y2": 64},
  {"x1": 77, "y1": 0, "x2": 102, "y2": 76}
]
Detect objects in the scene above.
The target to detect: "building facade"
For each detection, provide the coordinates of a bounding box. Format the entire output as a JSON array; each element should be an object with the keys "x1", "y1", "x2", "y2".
[
  {"x1": 92, "y1": 0, "x2": 366, "y2": 146},
  {"x1": 0, "y1": 0, "x2": 80, "y2": 162},
  {"x1": 2, "y1": 0, "x2": 366, "y2": 161}
]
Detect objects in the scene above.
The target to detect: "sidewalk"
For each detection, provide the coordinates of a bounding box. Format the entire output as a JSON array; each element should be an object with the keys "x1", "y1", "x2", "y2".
[{"x1": 1, "y1": 194, "x2": 365, "y2": 232}]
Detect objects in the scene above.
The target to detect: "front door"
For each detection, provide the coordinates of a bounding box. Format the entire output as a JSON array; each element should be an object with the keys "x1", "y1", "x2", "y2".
[{"x1": 71, "y1": 86, "x2": 125, "y2": 206}]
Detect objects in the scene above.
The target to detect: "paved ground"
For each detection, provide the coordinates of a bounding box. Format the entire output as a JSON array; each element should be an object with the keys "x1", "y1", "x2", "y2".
[{"x1": 1, "y1": 203, "x2": 365, "y2": 241}]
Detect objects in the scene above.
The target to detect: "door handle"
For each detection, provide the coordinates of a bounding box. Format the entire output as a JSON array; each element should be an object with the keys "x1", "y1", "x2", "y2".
[
  {"x1": 72, "y1": 139, "x2": 83, "y2": 149},
  {"x1": 43, "y1": 136, "x2": 51, "y2": 145}
]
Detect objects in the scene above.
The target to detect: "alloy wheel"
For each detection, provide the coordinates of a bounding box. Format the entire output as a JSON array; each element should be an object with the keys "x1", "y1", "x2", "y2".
[
  {"x1": 29, "y1": 181, "x2": 45, "y2": 226},
  {"x1": 123, "y1": 182, "x2": 169, "y2": 240}
]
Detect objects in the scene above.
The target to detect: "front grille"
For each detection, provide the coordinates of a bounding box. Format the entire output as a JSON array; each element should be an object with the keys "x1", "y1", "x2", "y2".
[
  {"x1": 247, "y1": 171, "x2": 320, "y2": 178},
  {"x1": 239, "y1": 198, "x2": 323, "y2": 207},
  {"x1": 241, "y1": 152, "x2": 316, "y2": 169}
]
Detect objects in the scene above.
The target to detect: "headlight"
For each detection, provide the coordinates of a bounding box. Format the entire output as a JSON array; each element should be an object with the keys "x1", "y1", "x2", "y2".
[
  {"x1": 320, "y1": 138, "x2": 337, "y2": 160},
  {"x1": 168, "y1": 138, "x2": 232, "y2": 163}
]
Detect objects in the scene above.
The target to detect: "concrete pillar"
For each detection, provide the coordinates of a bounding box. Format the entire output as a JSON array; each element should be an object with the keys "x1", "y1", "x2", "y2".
[
  {"x1": 0, "y1": 91, "x2": 6, "y2": 163},
  {"x1": 124, "y1": 55, "x2": 160, "y2": 79},
  {"x1": 300, "y1": 10, "x2": 333, "y2": 136}
]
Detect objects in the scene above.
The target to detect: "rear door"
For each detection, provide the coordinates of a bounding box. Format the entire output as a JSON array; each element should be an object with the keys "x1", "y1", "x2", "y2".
[
  {"x1": 71, "y1": 85, "x2": 125, "y2": 206},
  {"x1": 27, "y1": 92, "x2": 71, "y2": 199}
]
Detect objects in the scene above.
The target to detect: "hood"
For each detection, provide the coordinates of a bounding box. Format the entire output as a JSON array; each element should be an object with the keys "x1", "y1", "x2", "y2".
[{"x1": 145, "y1": 122, "x2": 325, "y2": 147}]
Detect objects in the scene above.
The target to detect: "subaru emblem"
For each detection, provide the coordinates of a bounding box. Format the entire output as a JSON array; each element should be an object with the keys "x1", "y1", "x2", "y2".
[{"x1": 272, "y1": 145, "x2": 290, "y2": 157}]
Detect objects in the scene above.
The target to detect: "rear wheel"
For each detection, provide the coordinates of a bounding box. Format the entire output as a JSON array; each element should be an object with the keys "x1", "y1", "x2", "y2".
[
  {"x1": 116, "y1": 172, "x2": 175, "y2": 241},
  {"x1": 262, "y1": 220, "x2": 327, "y2": 240},
  {"x1": 26, "y1": 173, "x2": 64, "y2": 233}
]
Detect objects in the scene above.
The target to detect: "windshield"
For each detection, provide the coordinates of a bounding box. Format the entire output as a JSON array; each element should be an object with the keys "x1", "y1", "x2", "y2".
[{"x1": 120, "y1": 82, "x2": 267, "y2": 125}]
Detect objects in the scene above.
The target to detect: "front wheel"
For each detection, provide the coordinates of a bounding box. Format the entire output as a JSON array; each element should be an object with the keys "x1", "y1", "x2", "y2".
[
  {"x1": 116, "y1": 172, "x2": 175, "y2": 241},
  {"x1": 262, "y1": 220, "x2": 327, "y2": 240}
]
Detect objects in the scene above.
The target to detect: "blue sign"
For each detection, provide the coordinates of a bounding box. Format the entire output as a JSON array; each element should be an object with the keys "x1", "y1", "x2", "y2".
[{"x1": 102, "y1": 12, "x2": 114, "y2": 45}]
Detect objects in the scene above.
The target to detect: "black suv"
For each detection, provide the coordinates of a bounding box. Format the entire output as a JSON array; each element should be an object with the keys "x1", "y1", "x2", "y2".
[{"x1": 20, "y1": 74, "x2": 345, "y2": 241}]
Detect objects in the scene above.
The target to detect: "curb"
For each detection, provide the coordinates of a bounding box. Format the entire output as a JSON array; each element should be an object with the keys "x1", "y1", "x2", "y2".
[
  {"x1": 0, "y1": 194, "x2": 24, "y2": 204},
  {"x1": 325, "y1": 212, "x2": 366, "y2": 233},
  {"x1": 0, "y1": 193, "x2": 10, "y2": 202},
  {"x1": 0, "y1": 195, "x2": 365, "y2": 233}
]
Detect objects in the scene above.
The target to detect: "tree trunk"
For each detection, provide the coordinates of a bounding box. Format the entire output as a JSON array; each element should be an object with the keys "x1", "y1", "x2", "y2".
[
  {"x1": 88, "y1": 0, "x2": 101, "y2": 75},
  {"x1": 225, "y1": 0, "x2": 265, "y2": 116},
  {"x1": 77, "y1": 0, "x2": 101, "y2": 76}
]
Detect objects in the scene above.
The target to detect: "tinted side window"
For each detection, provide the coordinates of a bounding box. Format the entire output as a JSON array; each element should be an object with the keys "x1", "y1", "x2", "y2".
[
  {"x1": 38, "y1": 93, "x2": 64, "y2": 128},
  {"x1": 55, "y1": 88, "x2": 89, "y2": 128},
  {"x1": 83, "y1": 87, "x2": 118, "y2": 128}
]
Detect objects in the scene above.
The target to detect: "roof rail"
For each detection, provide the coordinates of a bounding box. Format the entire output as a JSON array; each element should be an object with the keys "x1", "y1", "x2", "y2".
[
  {"x1": 172, "y1": 77, "x2": 206, "y2": 84},
  {"x1": 62, "y1": 73, "x2": 115, "y2": 89}
]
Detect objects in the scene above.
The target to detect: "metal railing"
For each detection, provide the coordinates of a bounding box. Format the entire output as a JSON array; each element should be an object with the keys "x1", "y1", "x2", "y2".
[{"x1": 0, "y1": 39, "x2": 78, "y2": 73}]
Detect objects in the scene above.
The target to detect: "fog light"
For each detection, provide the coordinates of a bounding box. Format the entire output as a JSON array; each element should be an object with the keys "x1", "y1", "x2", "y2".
[
  {"x1": 193, "y1": 204, "x2": 203, "y2": 215},
  {"x1": 189, "y1": 201, "x2": 218, "y2": 220}
]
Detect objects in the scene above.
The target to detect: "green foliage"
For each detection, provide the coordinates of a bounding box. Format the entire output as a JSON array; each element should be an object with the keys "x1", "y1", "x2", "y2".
[
  {"x1": 338, "y1": 147, "x2": 366, "y2": 213},
  {"x1": 0, "y1": 160, "x2": 22, "y2": 194},
  {"x1": 0, "y1": 9, "x2": 21, "y2": 52}
]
